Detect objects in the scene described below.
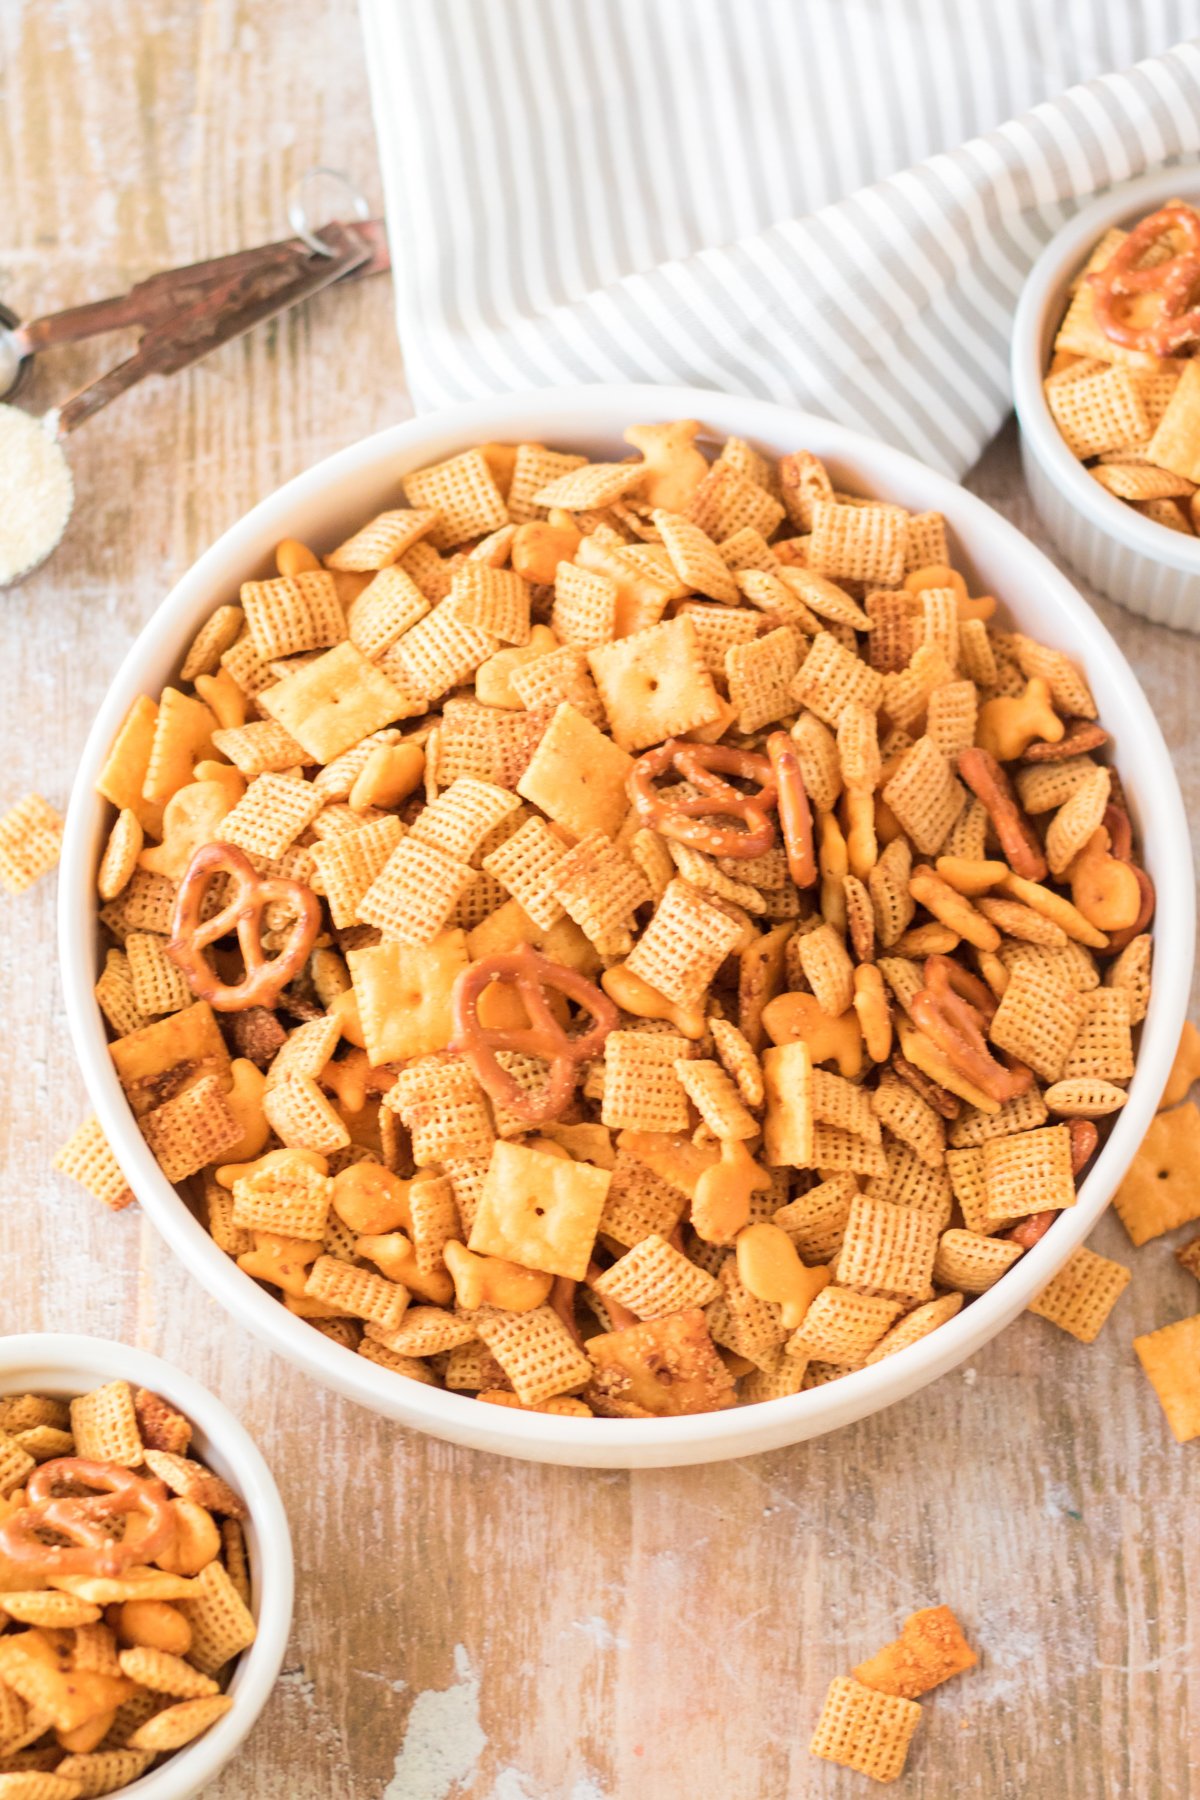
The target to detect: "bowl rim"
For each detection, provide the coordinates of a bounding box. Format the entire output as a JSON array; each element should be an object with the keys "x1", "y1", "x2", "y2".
[
  {"x1": 1012, "y1": 163, "x2": 1200, "y2": 571},
  {"x1": 59, "y1": 383, "x2": 1194, "y2": 1468},
  {"x1": 0, "y1": 1332, "x2": 293, "y2": 1799}
]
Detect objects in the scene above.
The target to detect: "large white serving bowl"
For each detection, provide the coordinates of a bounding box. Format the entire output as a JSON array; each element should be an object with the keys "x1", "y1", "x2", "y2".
[
  {"x1": 1012, "y1": 164, "x2": 1200, "y2": 631},
  {"x1": 59, "y1": 386, "x2": 1194, "y2": 1469},
  {"x1": 0, "y1": 1334, "x2": 293, "y2": 1799}
]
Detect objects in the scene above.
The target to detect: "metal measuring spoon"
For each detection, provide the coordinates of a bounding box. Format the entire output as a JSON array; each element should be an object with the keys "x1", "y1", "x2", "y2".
[{"x1": 0, "y1": 174, "x2": 388, "y2": 587}]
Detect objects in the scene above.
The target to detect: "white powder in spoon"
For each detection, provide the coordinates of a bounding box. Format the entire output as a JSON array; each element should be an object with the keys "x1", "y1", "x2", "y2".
[{"x1": 0, "y1": 403, "x2": 74, "y2": 585}]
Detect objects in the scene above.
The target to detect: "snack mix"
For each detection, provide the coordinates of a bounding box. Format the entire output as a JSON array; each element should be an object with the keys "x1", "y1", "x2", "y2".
[
  {"x1": 71, "y1": 422, "x2": 1156, "y2": 1420},
  {"x1": 0, "y1": 1379, "x2": 255, "y2": 1794},
  {"x1": 1047, "y1": 197, "x2": 1200, "y2": 531}
]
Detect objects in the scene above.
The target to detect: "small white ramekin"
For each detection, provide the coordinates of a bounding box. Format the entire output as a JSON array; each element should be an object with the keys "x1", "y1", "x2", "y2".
[
  {"x1": 1012, "y1": 165, "x2": 1200, "y2": 632},
  {"x1": 0, "y1": 1335, "x2": 293, "y2": 1800},
  {"x1": 59, "y1": 385, "x2": 1194, "y2": 1468}
]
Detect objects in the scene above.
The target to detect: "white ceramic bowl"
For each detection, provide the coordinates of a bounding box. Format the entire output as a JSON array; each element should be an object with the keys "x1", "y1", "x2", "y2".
[
  {"x1": 1012, "y1": 165, "x2": 1200, "y2": 632},
  {"x1": 59, "y1": 385, "x2": 1195, "y2": 1469},
  {"x1": 0, "y1": 1334, "x2": 293, "y2": 1798}
]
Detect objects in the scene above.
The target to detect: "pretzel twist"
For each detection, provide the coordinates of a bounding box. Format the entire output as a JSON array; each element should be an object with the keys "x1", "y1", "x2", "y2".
[
  {"x1": 629, "y1": 739, "x2": 777, "y2": 858},
  {"x1": 1088, "y1": 203, "x2": 1200, "y2": 356},
  {"x1": 0, "y1": 1458, "x2": 174, "y2": 1579},
  {"x1": 910, "y1": 954, "x2": 1033, "y2": 1106},
  {"x1": 167, "y1": 840, "x2": 322, "y2": 1011},
  {"x1": 450, "y1": 944, "x2": 618, "y2": 1123}
]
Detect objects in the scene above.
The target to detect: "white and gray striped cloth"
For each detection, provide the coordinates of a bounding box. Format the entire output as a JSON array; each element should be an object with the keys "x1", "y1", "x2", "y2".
[{"x1": 360, "y1": 0, "x2": 1200, "y2": 475}]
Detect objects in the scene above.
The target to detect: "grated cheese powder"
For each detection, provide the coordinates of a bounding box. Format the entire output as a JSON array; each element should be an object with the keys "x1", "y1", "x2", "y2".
[{"x1": 0, "y1": 403, "x2": 74, "y2": 585}]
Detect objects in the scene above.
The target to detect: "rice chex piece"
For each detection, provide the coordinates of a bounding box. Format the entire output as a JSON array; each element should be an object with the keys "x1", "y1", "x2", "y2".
[
  {"x1": 231, "y1": 1156, "x2": 332, "y2": 1239},
  {"x1": 948, "y1": 1085, "x2": 1050, "y2": 1147},
  {"x1": 549, "y1": 831, "x2": 651, "y2": 953},
  {"x1": 69, "y1": 1381, "x2": 142, "y2": 1467},
  {"x1": 709, "y1": 1016, "x2": 764, "y2": 1108},
  {"x1": 706, "y1": 1259, "x2": 788, "y2": 1366},
  {"x1": 54, "y1": 1116, "x2": 135, "y2": 1212},
  {"x1": 387, "y1": 1057, "x2": 495, "y2": 1163},
  {"x1": 140, "y1": 1076, "x2": 242, "y2": 1183},
  {"x1": 1062, "y1": 988, "x2": 1135, "y2": 1082},
  {"x1": 601, "y1": 1031, "x2": 693, "y2": 1133},
  {"x1": 771, "y1": 1175, "x2": 858, "y2": 1262},
  {"x1": 347, "y1": 566, "x2": 430, "y2": 659},
  {"x1": 507, "y1": 645, "x2": 605, "y2": 726},
  {"x1": 304, "y1": 1255, "x2": 409, "y2": 1330},
  {"x1": 835, "y1": 1195, "x2": 940, "y2": 1299},
  {"x1": 209, "y1": 719, "x2": 314, "y2": 777},
  {"x1": 1028, "y1": 1245, "x2": 1131, "y2": 1342},
  {"x1": 871, "y1": 1073, "x2": 945, "y2": 1168},
  {"x1": 551, "y1": 562, "x2": 619, "y2": 647},
  {"x1": 125, "y1": 932, "x2": 193, "y2": 1016},
  {"x1": 532, "y1": 461, "x2": 646, "y2": 510},
  {"x1": 593, "y1": 1233, "x2": 720, "y2": 1318},
  {"x1": 988, "y1": 962, "x2": 1087, "y2": 1084},
  {"x1": 380, "y1": 603, "x2": 498, "y2": 704},
  {"x1": 447, "y1": 563, "x2": 531, "y2": 645},
  {"x1": 810, "y1": 1675, "x2": 922, "y2": 1783},
  {"x1": 1046, "y1": 363, "x2": 1150, "y2": 458},
  {"x1": 653, "y1": 509, "x2": 738, "y2": 602},
  {"x1": 624, "y1": 879, "x2": 742, "y2": 1012},
  {"x1": 1106, "y1": 933, "x2": 1151, "y2": 1024},
  {"x1": 0, "y1": 793, "x2": 63, "y2": 892},
  {"x1": 506, "y1": 444, "x2": 588, "y2": 521},
  {"x1": 866, "y1": 1136, "x2": 953, "y2": 1223},
  {"x1": 409, "y1": 779, "x2": 521, "y2": 866},
  {"x1": 326, "y1": 508, "x2": 439, "y2": 571},
  {"x1": 311, "y1": 814, "x2": 405, "y2": 929},
  {"x1": 789, "y1": 1287, "x2": 902, "y2": 1365},
  {"x1": 809, "y1": 500, "x2": 908, "y2": 586},
  {"x1": 177, "y1": 1559, "x2": 258, "y2": 1674},
  {"x1": 944, "y1": 1145, "x2": 995, "y2": 1234},
  {"x1": 262, "y1": 1074, "x2": 350, "y2": 1156},
  {"x1": 357, "y1": 836, "x2": 474, "y2": 945},
  {"x1": 726, "y1": 626, "x2": 803, "y2": 733},
  {"x1": 932, "y1": 1228, "x2": 1023, "y2": 1292},
  {"x1": 690, "y1": 462, "x2": 785, "y2": 541},
  {"x1": 882, "y1": 736, "x2": 965, "y2": 856},
  {"x1": 675, "y1": 1059, "x2": 758, "y2": 1141},
  {"x1": 598, "y1": 1151, "x2": 689, "y2": 1248},
  {"x1": 240, "y1": 570, "x2": 345, "y2": 661},
  {"x1": 792, "y1": 632, "x2": 885, "y2": 727},
  {"x1": 864, "y1": 1291, "x2": 964, "y2": 1363},
  {"x1": 402, "y1": 448, "x2": 509, "y2": 549},
  {"x1": 982, "y1": 1125, "x2": 1074, "y2": 1228},
  {"x1": 56, "y1": 1750, "x2": 156, "y2": 1792},
  {"x1": 481, "y1": 815, "x2": 566, "y2": 929},
  {"x1": 474, "y1": 1304, "x2": 593, "y2": 1404}
]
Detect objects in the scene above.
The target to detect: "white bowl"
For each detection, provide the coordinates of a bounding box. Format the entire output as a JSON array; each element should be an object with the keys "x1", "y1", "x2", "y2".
[
  {"x1": 1012, "y1": 165, "x2": 1200, "y2": 632},
  {"x1": 59, "y1": 385, "x2": 1195, "y2": 1469},
  {"x1": 0, "y1": 1334, "x2": 293, "y2": 1798}
]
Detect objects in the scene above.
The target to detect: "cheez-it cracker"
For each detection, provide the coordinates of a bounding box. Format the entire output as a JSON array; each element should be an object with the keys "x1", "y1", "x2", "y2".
[{"x1": 79, "y1": 423, "x2": 1161, "y2": 1422}]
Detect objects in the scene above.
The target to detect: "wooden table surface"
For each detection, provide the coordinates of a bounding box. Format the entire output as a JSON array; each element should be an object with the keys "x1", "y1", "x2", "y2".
[{"x1": 3, "y1": 5, "x2": 1199, "y2": 1796}]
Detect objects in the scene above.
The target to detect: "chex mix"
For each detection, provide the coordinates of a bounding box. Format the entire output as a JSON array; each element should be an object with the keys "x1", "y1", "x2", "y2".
[
  {"x1": 0, "y1": 1379, "x2": 254, "y2": 1793},
  {"x1": 58, "y1": 420, "x2": 1170, "y2": 1429}
]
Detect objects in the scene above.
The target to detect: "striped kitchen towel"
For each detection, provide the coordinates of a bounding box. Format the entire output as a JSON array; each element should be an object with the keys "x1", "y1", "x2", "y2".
[{"x1": 360, "y1": 0, "x2": 1200, "y2": 475}]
